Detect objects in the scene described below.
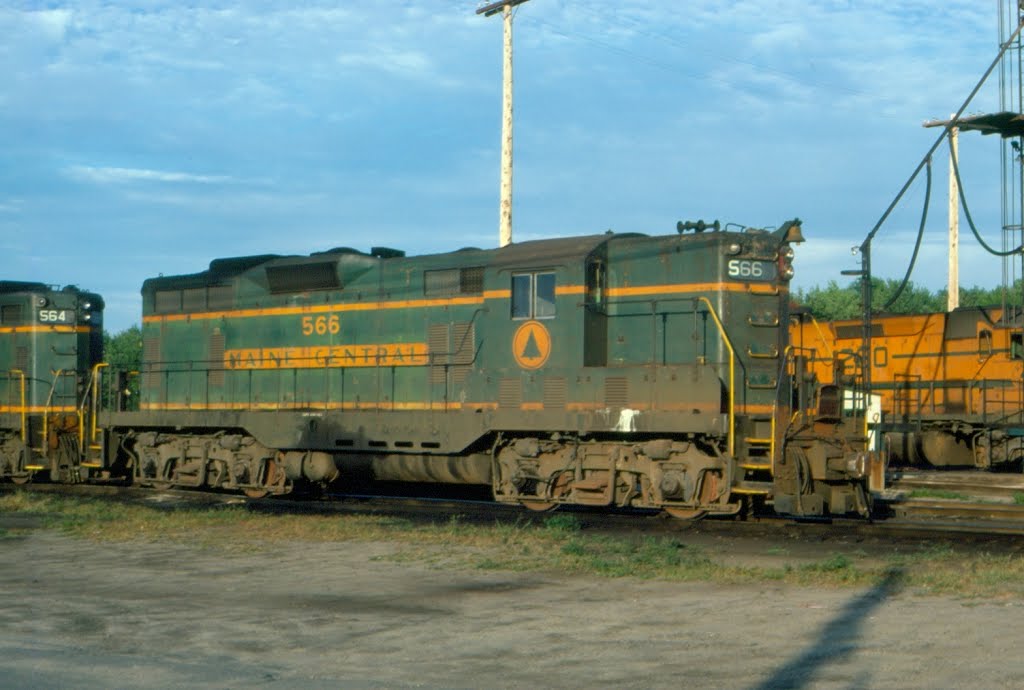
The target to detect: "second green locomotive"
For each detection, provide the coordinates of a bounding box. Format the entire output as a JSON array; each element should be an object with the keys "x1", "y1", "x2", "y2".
[
  {"x1": 99, "y1": 220, "x2": 877, "y2": 517},
  {"x1": 0, "y1": 282, "x2": 105, "y2": 483}
]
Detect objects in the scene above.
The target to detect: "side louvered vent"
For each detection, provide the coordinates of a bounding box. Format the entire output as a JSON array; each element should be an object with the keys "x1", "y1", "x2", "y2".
[
  {"x1": 544, "y1": 377, "x2": 567, "y2": 409},
  {"x1": 499, "y1": 378, "x2": 522, "y2": 409},
  {"x1": 451, "y1": 322, "x2": 475, "y2": 384},
  {"x1": 604, "y1": 376, "x2": 628, "y2": 408},
  {"x1": 15, "y1": 346, "x2": 28, "y2": 374},
  {"x1": 428, "y1": 324, "x2": 449, "y2": 385},
  {"x1": 143, "y1": 337, "x2": 161, "y2": 390},
  {"x1": 428, "y1": 322, "x2": 476, "y2": 385},
  {"x1": 208, "y1": 332, "x2": 225, "y2": 386}
]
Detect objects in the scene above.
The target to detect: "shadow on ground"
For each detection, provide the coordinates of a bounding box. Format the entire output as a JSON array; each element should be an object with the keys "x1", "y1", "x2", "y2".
[{"x1": 752, "y1": 568, "x2": 906, "y2": 690}]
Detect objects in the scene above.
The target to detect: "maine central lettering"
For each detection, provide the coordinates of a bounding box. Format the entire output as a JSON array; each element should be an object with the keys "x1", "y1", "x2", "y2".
[{"x1": 225, "y1": 343, "x2": 429, "y2": 369}]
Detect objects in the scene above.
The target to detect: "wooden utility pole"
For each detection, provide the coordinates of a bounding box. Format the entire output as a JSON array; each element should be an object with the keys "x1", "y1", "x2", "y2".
[
  {"x1": 477, "y1": 0, "x2": 530, "y2": 247},
  {"x1": 948, "y1": 123, "x2": 960, "y2": 311}
]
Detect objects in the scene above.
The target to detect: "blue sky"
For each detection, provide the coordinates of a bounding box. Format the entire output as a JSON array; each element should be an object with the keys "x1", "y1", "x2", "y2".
[{"x1": 0, "y1": 1, "x2": 1014, "y2": 332}]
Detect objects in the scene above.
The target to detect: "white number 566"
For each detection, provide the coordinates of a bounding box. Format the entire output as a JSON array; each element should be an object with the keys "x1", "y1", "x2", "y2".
[{"x1": 727, "y1": 260, "x2": 765, "y2": 278}]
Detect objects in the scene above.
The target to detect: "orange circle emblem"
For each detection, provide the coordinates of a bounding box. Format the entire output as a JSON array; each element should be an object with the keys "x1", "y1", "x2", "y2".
[{"x1": 513, "y1": 320, "x2": 551, "y2": 370}]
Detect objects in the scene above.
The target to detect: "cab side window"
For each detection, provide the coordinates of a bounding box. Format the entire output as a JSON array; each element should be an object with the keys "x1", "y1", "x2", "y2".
[
  {"x1": 978, "y1": 329, "x2": 993, "y2": 360},
  {"x1": 511, "y1": 271, "x2": 556, "y2": 320}
]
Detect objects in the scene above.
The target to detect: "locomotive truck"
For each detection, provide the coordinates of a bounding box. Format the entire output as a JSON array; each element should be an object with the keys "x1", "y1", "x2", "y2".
[{"x1": 93, "y1": 219, "x2": 878, "y2": 517}]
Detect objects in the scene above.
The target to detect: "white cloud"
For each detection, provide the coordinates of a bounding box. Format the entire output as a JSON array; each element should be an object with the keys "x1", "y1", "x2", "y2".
[
  {"x1": 65, "y1": 166, "x2": 233, "y2": 185},
  {"x1": 30, "y1": 8, "x2": 72, "y2": 41},
  {"x1": 338, "y1": 47, "x2": 430, "y2": 76}
]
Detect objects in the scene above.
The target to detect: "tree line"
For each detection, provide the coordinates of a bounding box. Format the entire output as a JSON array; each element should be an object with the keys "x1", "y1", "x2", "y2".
[{"x1": 794, "y1": 278, "x2": 1024, "y2": 321}]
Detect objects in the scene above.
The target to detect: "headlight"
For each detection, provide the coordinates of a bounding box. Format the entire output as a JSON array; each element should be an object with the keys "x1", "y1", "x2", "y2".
[
  {"x1": 726, "y1": 242, "x2": 742, "y2": 255},
  {"x1": 782, "y1": 247, "x2": 795, "y2": 261},
  {"x1": 82, "y1": 301, "x2": 91, "y2": 310},
  {"x1": 781, "y1": 265, "x2": 795, "y2": 280}
]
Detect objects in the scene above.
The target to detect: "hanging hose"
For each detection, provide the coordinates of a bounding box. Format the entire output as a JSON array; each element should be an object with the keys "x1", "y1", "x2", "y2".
[
  {"x1": 950, "y1": 135, "x2": 1024, "y2": 257},
  {"x1": 882, "y1": 158, "x2": 932, "y2": 310}
]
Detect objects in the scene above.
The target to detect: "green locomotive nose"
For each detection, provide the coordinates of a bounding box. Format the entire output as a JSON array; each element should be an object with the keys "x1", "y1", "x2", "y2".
[{"x1": 0, "y1": 282, "x2": 105, "y2": 484}]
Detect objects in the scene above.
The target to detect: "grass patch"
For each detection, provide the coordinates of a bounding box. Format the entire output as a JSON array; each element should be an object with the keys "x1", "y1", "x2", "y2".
[
  {"x1": 907, "y1": 489, "x2": 971, "y2": 501},
  {"x1": 543, "y1": 513, "x2": 581, "y2": 534},
  {"x1": 5, "y1": 491, "x2": 1024, "y2": 598},
  {"x1": 1014, "y1": 493, "x2": 1024, "y2": 506}
]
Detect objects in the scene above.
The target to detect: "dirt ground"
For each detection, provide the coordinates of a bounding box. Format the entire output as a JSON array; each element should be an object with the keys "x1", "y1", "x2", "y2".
[{"x1": 1, "y1": 519, "x2": 1023, "y2": 690}]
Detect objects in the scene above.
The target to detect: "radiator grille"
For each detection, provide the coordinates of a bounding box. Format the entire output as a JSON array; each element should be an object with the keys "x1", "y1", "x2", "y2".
[
  {"x1": 544, "y1": 377, "x2": 567, "y2": 409},
  {"x1": 428, "y1": 324, "x2": 449, "y2": 384},
  {"x1": 604, "y1": 376, "x2": 628, "y2": 408},
  {"x1": 499, "y1": 378, "x2": 522, "y2": 409},
  {"x1": 429, "y1": 322, "x2": 475, "y2": 384},
  {"x1": 451, "y1": 322, "x2": 475, "y2": 384},
  {"x1": 208, "y1": 332, "x2": 225, "y2": 386},
  {"x1": 143, "y1": 337, "x2": 161, "y2": 390}
]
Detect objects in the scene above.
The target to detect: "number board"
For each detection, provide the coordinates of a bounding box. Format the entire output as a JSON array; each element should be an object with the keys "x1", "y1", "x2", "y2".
[
  {"x1": 726, "y1": 259, "x2": 776, "y2": 281},
  {"x1": 38, "y1": 309, "x2": 75, "y2": 324}
]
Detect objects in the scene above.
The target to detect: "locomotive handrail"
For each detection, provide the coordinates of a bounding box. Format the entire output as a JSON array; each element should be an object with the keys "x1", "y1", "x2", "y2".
[
  {"x1": 8, "y1": 369, "x2": 26, "y2": 444},
  {"x1": 696, "y1": 296, "x2": 735, "y2": 458},
  {"x1": 970, "y1": 378, "x2": 1024, "y2": 425},
  {"x1": 39, "y1": 368, "x2": 63, "y2": 453},
  {"x1": 145, "y1": 311, "x2": 491, "y2": 412},
  {"x1": 88, "y1": 363, "x2": 107, "y2": 448},
  {"x1": 78, "y1": 362, "x2": 105, "y2": 415},
  {"x1": 893, "y1": 372, "x2": 923, "y2": 426},
  {"x1": 797, "y1": 313, "x2": 835, "y2": 359}
]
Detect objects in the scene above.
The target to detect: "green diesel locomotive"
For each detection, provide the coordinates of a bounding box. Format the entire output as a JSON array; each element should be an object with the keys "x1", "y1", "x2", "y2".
[
  {"x1": 0, "y1": 282, "x2": 105, "y2": 483},
  {"x1": 99, "y1": 221, "x2": 877, "y2": 517}
]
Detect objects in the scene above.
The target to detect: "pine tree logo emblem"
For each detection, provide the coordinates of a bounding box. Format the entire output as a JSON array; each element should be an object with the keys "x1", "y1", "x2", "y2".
[{"x1": 513, "y1": 320, "x2": 551, "y2": 370}]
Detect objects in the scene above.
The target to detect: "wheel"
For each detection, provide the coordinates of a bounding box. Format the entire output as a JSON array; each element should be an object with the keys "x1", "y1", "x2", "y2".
[
  {"x1": 520, "y1": 500, "x2": 557, "y2": 512},
  {"x1": 9, "y1": 442, "x2": 31, "y2": 485},
  {"x1": 663, "y1": 507, "x2": 707, "y2": 520},
  {"x1": 240, "y1": 458, "x2": 283, "y2": 499}
]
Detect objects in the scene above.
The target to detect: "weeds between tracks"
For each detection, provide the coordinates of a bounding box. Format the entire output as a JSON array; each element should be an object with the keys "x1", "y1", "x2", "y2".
[{"x1": 4, "y1": 491, "x2": 1024, "y2": 598}]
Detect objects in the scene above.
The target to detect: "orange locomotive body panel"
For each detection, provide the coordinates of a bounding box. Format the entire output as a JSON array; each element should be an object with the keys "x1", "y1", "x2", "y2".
[{"x1": 791, "y1": 306, "x2": 1024, "y2": 468}]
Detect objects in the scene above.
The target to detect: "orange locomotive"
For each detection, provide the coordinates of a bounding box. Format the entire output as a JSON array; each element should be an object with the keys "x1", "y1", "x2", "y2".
[{"x1": 791, "y1": 306, "x2": 1024, "y2": 469}]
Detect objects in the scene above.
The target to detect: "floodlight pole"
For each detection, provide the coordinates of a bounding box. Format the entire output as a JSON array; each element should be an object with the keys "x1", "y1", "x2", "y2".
[
  {"x1": 948, "y1": 122, "x2": 960, "y2": 311},
  {"x1": 477, "y1": 0, "x2": 531, "y2": 247}
]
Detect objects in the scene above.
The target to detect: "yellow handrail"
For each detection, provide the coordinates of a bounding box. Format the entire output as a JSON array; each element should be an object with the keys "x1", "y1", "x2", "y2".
[
  {"x1": 807, "y1": 314, "x2": 834, "y2": 358},
  {"x1": 90, "y1": 363, "x2": 107, "y2": 445},
  {"x1": 40, "y1": 369, "x2": 63, "y2": 454},
  {"x1": 10, "y1": 369, "x2": 26, "y2": 443},
  {"x1": 697, "y1": 296, "x2": 736, "y2": 458}
]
